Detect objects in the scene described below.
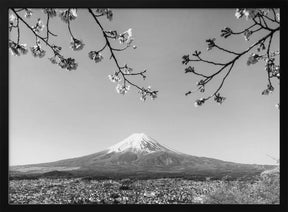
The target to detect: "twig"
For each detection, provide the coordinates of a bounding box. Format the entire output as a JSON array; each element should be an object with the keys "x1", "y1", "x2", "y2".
[{"x1": 16, "y1": 17, "x2": 20, "y2": 45}]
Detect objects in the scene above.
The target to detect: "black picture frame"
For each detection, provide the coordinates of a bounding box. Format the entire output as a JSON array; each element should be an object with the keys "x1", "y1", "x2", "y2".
[{"x1": 1, "y1": 1, "x2": 287, "y2": 212}]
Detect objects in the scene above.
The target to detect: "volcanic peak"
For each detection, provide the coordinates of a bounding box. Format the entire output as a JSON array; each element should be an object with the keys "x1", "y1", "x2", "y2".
[{"x1": 107, "y1": 133, "x2": 169, "y2": 154}]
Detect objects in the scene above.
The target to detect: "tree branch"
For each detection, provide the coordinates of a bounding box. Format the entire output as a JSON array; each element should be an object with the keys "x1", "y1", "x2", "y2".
[
  {"x1": 214, "y1": 44, "x2": 240, "y2": 55},
  {"x1": 88, "y1": 8, "x2": 156, "y2": 95},
  {"x1": 11, "y1": 8, "x2": 63, "y2": 58},
  {"x1": 183, "y1": 10, "x2": 279, "y2": 106}
]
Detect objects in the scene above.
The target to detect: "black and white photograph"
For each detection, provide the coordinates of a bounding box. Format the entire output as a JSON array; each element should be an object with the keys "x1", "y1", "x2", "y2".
[{"x1": 6, "y1": 7, "x2": 282, "y2": 205}]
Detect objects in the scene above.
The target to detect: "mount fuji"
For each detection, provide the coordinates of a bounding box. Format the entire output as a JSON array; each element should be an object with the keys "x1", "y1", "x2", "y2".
[
  {"x1": 10, "y1": 133, "x2": 274, "y2": 179},
  {"x1": 107, "y1": 133, "x2": 176, "y2": 154}
]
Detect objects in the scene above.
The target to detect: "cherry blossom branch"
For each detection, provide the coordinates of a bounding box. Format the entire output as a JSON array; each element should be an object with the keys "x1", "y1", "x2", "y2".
[
  {"x1": 88, "y1": 8, "x2": 158, "y2": 100},
  {"x1": 9, "y1": 8, "x2": 157, "y2": 100},
  {"x1": 182, "y1": 9, "x2": 279, "y2": 107},
  {"x1": 11, "y1": 9, "x2": 61, "y2": 57},
  {"x1": 11, "y1": 8, "x2": 78, "y2": 71}
]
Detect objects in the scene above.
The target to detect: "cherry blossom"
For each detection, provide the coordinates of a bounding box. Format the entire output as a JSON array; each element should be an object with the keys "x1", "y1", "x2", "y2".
[
  {"x1": 119, "y1": 28, "x2": 133, "y2": 44},
  {"x1": 116, "y1": 84, "x2": 130, "y2": 95},
  {"x1": 59, "y1": 9, "x2": 77, "y2": 23},
  {"x1": 70, "y1": 38, "x2": 85, "y2": 51},
  {"x1": 108, "y1": 74, "x2": 121, "y2": 83},
  {"x1": 30, "y1": 44, "x2": 46, "y2": 58},
  {"x1": 88, "y1": 51, "x2": 103, "y2": 63}
]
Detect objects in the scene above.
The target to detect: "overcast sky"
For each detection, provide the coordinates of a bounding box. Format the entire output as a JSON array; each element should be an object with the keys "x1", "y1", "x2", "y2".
[{"x1": 9, "y1": 9, "x2": 279, "y2": 166}]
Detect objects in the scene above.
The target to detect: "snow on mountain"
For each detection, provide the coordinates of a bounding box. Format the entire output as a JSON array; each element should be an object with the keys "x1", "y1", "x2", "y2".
[{"x1": 107, "y1": 133, "x2": 174, "y2": 154}]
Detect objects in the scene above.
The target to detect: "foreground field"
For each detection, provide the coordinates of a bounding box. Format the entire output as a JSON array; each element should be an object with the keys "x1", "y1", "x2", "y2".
[{"x1": 9, "y1": 168, "x2": 279, "y2": 204}]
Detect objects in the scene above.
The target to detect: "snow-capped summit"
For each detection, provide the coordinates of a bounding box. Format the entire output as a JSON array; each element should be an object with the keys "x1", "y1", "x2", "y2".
[{"x1": 107, "y1": 133, "x2": 171, "y2": 154}]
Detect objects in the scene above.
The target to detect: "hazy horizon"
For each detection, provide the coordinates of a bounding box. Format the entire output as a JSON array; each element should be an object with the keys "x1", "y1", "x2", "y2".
[{"x1": 10, "y1": 9, "x2": 279, "y2": 166}]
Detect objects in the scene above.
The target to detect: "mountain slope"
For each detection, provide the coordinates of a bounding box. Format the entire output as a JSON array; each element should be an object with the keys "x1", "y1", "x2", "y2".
[{"x1": 10, "y1": 133, "x2": 275, "y2": 179}]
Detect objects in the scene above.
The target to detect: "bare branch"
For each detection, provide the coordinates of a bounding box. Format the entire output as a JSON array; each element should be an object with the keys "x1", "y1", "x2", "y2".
[
  {"x1": 189, "y1": 56, "x2": 226, "y2": 66},
  {"x1": 210, "y1": 62, "x2": 235, "y2": 99},
  {"x1": 214, "y1": 44, "x2": 240, "y2": 55},
  {"x1": 67, "y1": 16, "x2": 76, "y2": 39}
]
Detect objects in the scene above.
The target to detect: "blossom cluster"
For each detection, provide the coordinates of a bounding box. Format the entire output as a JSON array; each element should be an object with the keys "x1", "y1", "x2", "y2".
[
  {"x1": 24, "y1": 9, "x2": 32, "y2": 18},
  {"x1": 95, "y1": 8, "x2": 113, "y2": 21},
  {"x1": 104, "y1": 28, "x2": 136, "y2": 49},
  {"x1": 235, "y1": 8, "x2": 274, "y2": 20},
  {"x1": 196, "y1": 80, "x2": 205, "y2": 87},
  {"x1": 271, "y1": 65, "x2": 280, "y2": 79},
  {"x1": 139, "y1": 86, "x2": 157, "y2": 101},
  {"x1": 247, "y1": 53, "x2": 260, "y2": 66},
  {"x1": 51, "y1": 45, "x2": 62, "y2": 53},
  {"x1": 265, "y1": 58, "x2": 280, "y2": 79},
  {"x1": 194, "y1": 98, "x2": 206, "y2": 107},
  {"x1": 184, "y1": 66, "x2": 195, "y2": 74},
  {"x1": 58, "y1": 57, "x2": 78, "y2": 71},
  {"x1": 30, "y1": 43, "x2": 46, "y2": 58},
  {"x1": 108, "y1": 74, "x2": 121, "y2": 83},
  {"x1": 261, "y1": 84, "x2": 274, "y2": 95},
  {"x1": 182, "y1": 55, "x2": 190, "y2": 65},
  {"x1": 116, "y1": 84, "x2": 130, "y2": 95},
  {"x1": 235, "y1": 9, "x2": 260, "y2": 20},
  {"x1": 122, "y1": 64, "x2": 133, "y2": 74},
  {"x1": 195, "y1": 80, "x2": 205, "y2": 93},
  {"x1": 43, "y1": 8, "x2": 57, "y2": 17},
  {"x1": 101, "y1": 29, "x2": 134, "y2": 46},
  {"x1": 70, "y1": 38, "x2": 85, "y2": 51},
  {"x1": 48, "y1": 54, "x2": 78, "y2": 71},
  {"x1": 32, "y1": 18, "x2": 45, "y2": 34},
  {"x1": 206, "y1": 38, "x2": 216, "y2": 51},
  {"x1": 214, "y1": 93, "x2": 226, "y2": 104},
  {"x1": 88, "y1": 51, "x2": 103, "y2": 63},
  {"x1": 9, "y1": 41, "x2": 28, "y2": 56},
  {"x1": 220, "y1": 27, "x2": 233, "y2": 39},
  {"x1": 243, "y1": 30, "x2": 252, "y2": 41},
  {"x1": 105, "y1": 30, "x2": 118, "y2": 39},
  {"x1": 9, "y1": 14, "x2": 16, "y2": 31},
  {"x1": 59, "y1": 9, "x2": 77, "y2": 23},
  {"x1": 118, "y1": 28, "x2": 133, "y2": 44}
]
